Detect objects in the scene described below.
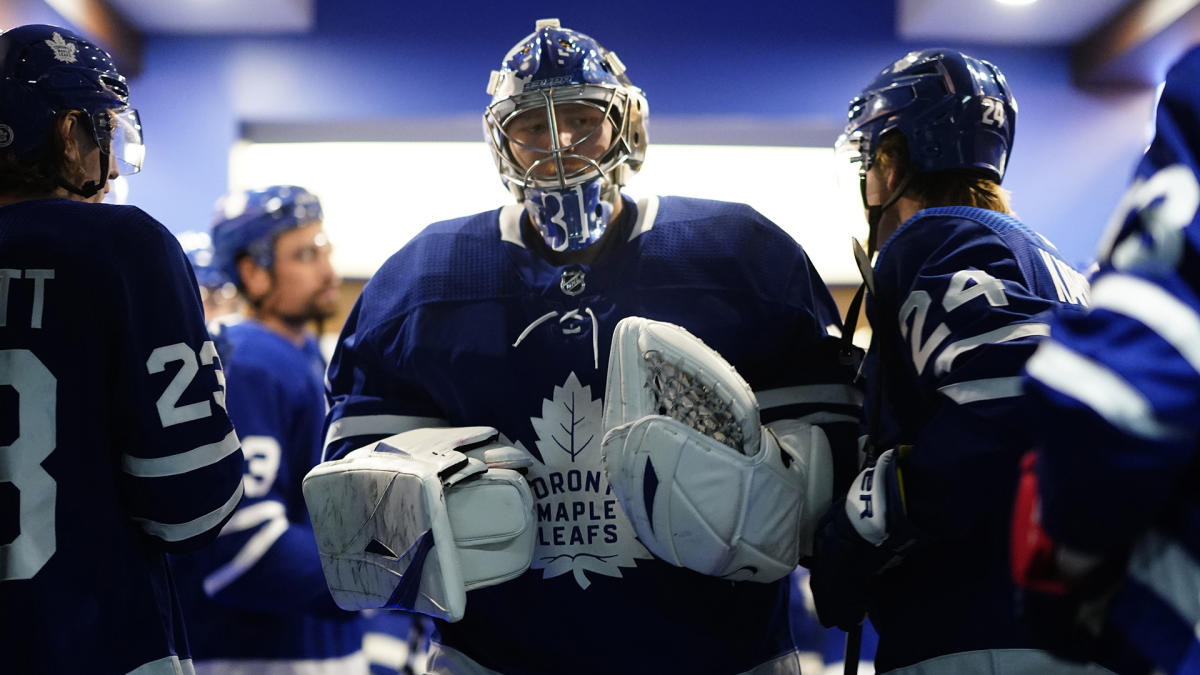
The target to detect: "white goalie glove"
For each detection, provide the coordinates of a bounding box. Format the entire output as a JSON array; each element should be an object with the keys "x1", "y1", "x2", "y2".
[
  {"x1": 302, "y1": 427, "x2": 536, "y2": 622},
  {"x1": 601, "y1": 317, "x2": 834, "y2": 583}
]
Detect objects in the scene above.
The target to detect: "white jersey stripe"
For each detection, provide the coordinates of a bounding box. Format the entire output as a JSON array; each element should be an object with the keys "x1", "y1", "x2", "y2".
[
  {"x1": 1091, "y1": 273, "x2": 1200, "y2": 375},
  {"x1": 498, "y1": 203, "x2": 524, "y2": 247},
  {"x1": 203, "y1": 515, "x2": 289, "y2": 596},
  {"x1": 122, "y1": 429, "x2": 241, "y2": 478},
  {"x1": 426, "y1": 641, "x2": 800, "y2": 675},
  {"x1": 134, "y1": 481, "x2": 244, "y2": 543},
  {"x1": 192, "y1": 650, "x2": 368, "y2": 675},
  {"x1": 755, "y1": 384, "x2": 863, "y2": 411},
  {"x1": 933, "y1": 322, "x2": 1050, "y2": 377},
  {"x1": 324, "y1": 414, "x2": 449, "y2": 448},
  {"x1": 1026, "y1": 341, "x2": 1188, "y2": 441},
  {"x1": 362, "y1": 631, "x2": 412, "y2": 669},
  {"x1": 784, "y1": 411, "x2": 862, "y2": 426},
  {"x1": 219, "y1": 499, "x2": 286, "y2": 536},
  {"x1": 628, "y1": 196, "x2": 661, "y2": 240},
  {"x1": 938, "y1": 376, "x2": 1024, "y2": 404}
]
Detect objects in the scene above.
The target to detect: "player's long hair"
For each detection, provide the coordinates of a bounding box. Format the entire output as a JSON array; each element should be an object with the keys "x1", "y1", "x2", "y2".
[
  {"x1": 876, "y1": 132, "x2": 1013, "y2": 214},
  {"x1": 0, "y1": 111, "x2": 74, "y2": 198}
]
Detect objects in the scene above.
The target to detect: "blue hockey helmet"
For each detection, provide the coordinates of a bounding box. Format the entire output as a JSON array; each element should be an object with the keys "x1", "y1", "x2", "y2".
[
  {"x1": 210, "y1": 185, "x2": 324, "y2": 288},
  {"x1": 176, "y1": 230, "x2": 226, "y2": 290},
  {"x1": 835, "y1": 49, "x2": 1016, "y2": 183},
  {"x1": 0, "y1": 25, "x2": 144, "y2": 191},
  {"x1": 483, "y1": 18, "x2": 648, "y2": 251}
]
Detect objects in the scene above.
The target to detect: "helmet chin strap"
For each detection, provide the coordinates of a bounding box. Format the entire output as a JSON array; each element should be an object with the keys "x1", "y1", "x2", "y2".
[
  {"x1": 57, "y1": 113, "x2": 111, "y2": 199},
  {"x1": 860, "y1": 169, "x2": 913, "y2": 258},
  {"x1": 838, "y1": 167, "x2": 914, "y2": 364},
  {"x1": 57, "y1": 147, "x2": 110, "y2": 199}
]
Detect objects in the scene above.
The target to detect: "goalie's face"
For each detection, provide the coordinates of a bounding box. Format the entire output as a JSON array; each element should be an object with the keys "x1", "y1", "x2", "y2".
[{"x1": 505, "y1": 101, "x2": 615, "y2": 180}]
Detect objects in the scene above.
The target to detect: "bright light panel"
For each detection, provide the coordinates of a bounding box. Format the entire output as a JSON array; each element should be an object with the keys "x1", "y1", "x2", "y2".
[{"x1": 229, "y1": 141, "x2": 866, "y2": 284}]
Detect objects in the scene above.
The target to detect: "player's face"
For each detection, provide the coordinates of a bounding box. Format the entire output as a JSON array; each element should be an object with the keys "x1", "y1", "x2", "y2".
[
  {"x1": 506, "y1": 102, "x2": 614, "y2": 177},
  {"x1": 264, "y1": 222, "x2": 340, "y2": 324}
]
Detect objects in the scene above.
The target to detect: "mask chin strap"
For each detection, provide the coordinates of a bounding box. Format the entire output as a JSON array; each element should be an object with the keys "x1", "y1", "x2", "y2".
[{"x1": 837, "y1": 168, "x2": 913, "y2": 363}]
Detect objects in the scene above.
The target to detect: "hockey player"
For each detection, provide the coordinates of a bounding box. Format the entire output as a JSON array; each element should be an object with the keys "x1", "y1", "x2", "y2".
[
  {"x1": 307, "y1": 18, "x2": 860, "y2": 675},
  {"x1": 177, "y1": 229, "x2": 240, "y2": 322},
  {"x1": 808, "y1": 49, "x2": 1103, "y2": 673},
  {"x1": 0, "y1": 24, "x2": 245, "y2": 674},
  {"x1": 1012, "y1": 45, "x2": 1200, "y2": 675},
  {"x1": 170, "y1": 186, "x2": 367, "y2": 673}
]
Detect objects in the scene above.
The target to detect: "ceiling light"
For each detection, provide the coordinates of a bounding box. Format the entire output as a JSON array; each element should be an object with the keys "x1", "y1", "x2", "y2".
[{"x1": 996, "y1": 0, "x2": 1038, "y2": 5}]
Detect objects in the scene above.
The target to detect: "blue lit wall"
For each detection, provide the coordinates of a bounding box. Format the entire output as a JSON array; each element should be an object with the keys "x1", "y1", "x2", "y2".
[{"x1": 125, "y1": 0, "x2": 1154, "y2": 269}]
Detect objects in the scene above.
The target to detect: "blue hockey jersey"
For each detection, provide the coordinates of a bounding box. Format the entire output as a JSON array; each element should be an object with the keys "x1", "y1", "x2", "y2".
[
  {"x1": 1023, "y1": 45, "x2": 1200, "y2": 675},
  {"x1": 324, "y1": 196, "x2": 861, "y2": 675},
  {"x1": 858, "y1": 206, "x2": 1089, "y2": 671},
  {"x1": 0, "y1": 199, "x2": 245, "y2": 674},
  {"x1": 172, "y1": 320, "x2": 364, "y2": 672}
]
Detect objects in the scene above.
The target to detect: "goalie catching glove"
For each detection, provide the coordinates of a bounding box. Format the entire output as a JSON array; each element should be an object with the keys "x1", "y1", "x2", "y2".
[
  {"x1": 302, "y1": 427, "x2": 535, "y2": 623},
  {"x1": 601, "y1": 317, "x2": 834, "y2": 583}
]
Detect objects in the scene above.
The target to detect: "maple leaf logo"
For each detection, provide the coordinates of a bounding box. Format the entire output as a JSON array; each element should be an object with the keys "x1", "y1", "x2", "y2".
[
  {"x1": 44, "y1": 33, "x2": 77, "y2": 63},
  {"x1": 530, "y1": 371, "x2": 602, "y2": 462},
  {"x1": 523, "y1": 372, "x2": 650, "y2": 589}
]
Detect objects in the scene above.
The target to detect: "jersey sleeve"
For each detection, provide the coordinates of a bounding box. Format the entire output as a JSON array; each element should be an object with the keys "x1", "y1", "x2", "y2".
[
  {"x1": 186, "y1": 357, "x2": 342, "y2": 614},
  {"x1": 1024, "y1": 152, "x2": 1200, "y2": 554},
  {"x1": 872, "y1": 220, "x2": 1066, "y2": 537},
  {"x1": 1026, "y1": 267, "x2": 1200, "y2": 553},
  {"x1": 323, "y1": 296, "x2": 449, "y2": 461},
  {"x1": 113, "y1": 211, "x2": 245, "y2": 553},
  {"x1": 760, "y1": 239, "x2": 863, "y2": 495}
]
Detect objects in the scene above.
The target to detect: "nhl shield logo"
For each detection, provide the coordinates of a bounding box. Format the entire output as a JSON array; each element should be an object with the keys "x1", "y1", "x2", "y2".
[{"x1": 560, "y1": 268, "x2": 586, "y2": 296}]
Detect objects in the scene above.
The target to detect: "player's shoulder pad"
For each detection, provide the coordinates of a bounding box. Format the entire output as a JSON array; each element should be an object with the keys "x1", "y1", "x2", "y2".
[
  {"x1": 639, "y1": 196, "x2": 810, "y2": 281},
  {"x1": 653, "y1": 196, "x2": 790, "y2": 241},
  {"x1": 218, "y1": 321, "x2": 314, "y2": 380},
  {"x1": 876, "y1": 208, "x2": 1015, "y2": 280},
  {"x1": 357, "y1": 206, "x2": 516, "y2": 324},
  {"x1": 69, "y1": 203, "x2": 192, "y2": 283}
]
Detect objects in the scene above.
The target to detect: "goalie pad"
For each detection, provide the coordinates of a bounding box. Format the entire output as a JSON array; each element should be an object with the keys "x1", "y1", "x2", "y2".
[
  {"x1": 302, "y1": 426, "x2": 535, "y2": 622},
  {"x1": 601, "y1": 317, "x2": 834, "y2": 582}
]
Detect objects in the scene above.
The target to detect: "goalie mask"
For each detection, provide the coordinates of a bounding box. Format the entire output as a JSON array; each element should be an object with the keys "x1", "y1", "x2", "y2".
[{"x1": 484, "y1": 18, "x2": 648, "y2": 252}]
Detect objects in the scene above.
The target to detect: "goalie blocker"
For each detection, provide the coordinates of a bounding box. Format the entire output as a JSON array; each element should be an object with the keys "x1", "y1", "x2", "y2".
[
  {"x1": 601, "y1": 317, "x2": 835, "y2": 582},
  {"x1": 301, "y1": 427, "x2": 536, "y2": 623}
]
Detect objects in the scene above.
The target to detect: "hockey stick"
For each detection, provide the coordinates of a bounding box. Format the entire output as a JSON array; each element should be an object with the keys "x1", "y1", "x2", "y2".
[{"x1": 844, "y1": 623, "x2": 862, "y2": 675}]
